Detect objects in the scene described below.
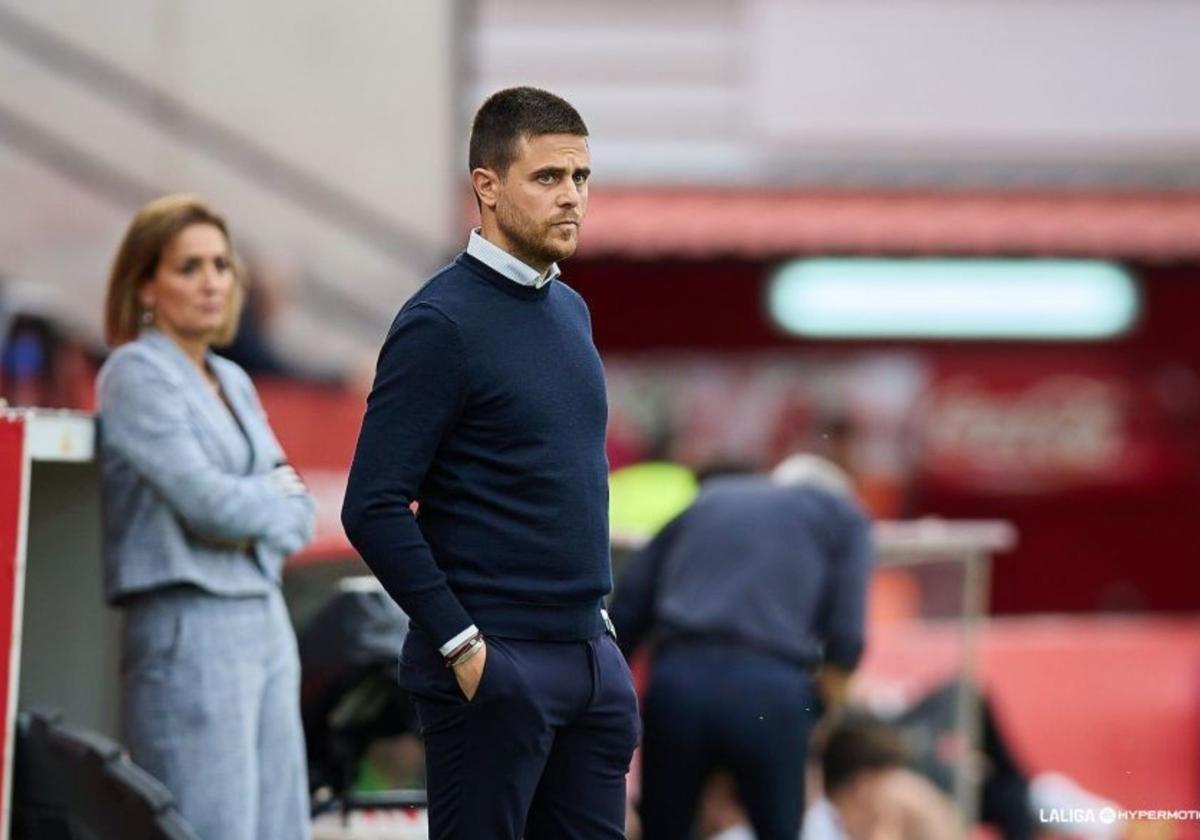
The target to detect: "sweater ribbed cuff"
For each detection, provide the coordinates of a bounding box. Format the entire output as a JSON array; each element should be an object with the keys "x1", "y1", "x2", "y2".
[{"x1": 439, "y1": 624, "x2": 480, "y2": 657}]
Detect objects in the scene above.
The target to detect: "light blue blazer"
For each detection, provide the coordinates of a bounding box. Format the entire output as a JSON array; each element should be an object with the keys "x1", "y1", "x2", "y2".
[{"x1": 97, "y1": 329, "x2": 315, "y2": 604}]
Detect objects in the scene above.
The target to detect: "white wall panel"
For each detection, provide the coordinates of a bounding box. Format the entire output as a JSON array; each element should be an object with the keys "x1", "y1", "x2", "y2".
[{"x1": 469, "y1": 0, "x2": 1200, "y2": 187}]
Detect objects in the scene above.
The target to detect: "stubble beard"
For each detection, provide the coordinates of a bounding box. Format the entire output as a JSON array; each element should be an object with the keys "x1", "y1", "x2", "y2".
[{"x1": 495, "y1": 198, "x2": 577, "y2": 271}]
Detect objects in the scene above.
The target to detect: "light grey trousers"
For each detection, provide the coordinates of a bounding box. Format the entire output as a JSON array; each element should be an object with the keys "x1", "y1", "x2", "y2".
[{"x1": 120, "y1": 585, "x2": 310, "y2": 840}]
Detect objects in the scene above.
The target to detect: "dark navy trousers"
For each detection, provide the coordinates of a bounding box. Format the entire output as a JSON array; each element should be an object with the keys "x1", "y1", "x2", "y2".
[
  {"x1": 639, "y1": 643, "x2": 820, "y2": 840},
  {"x1": 399, "y1": 630, "x2": 641, "y2": 840}
]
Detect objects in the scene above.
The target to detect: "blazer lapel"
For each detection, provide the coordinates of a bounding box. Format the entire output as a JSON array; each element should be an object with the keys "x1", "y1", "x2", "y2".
[
  {"x1": 138, "y1": 330, "x2": 246, "y2": 473},
  {"x1": 209, "y1": 361, "x2": 273, "y2": 474}
]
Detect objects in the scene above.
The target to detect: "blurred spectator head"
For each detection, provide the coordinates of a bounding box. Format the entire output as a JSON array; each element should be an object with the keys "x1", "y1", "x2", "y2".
[
  {"x1": 820, "y1": 414, "x2": 858, "y2": 475},
  {"x1": 772, "y1": 452, "x2": 854, "y2": 498},
  {"x1": 820, "y1": 715, "x2": 912, "y2": 798},
  {"x1": 818, "y1": 715, "x2": 958, "y2": 840},
  {"x1": 1, "y1": 314, "x2": 54, "y2": 407},
  {"x1": 105, "y1": 194, "x2": 245, "y2": 349}
]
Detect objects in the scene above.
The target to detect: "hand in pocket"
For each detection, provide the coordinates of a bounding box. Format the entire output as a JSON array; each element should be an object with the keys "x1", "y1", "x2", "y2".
[{"x1": 453, "y1": 641, "x2": 488, "y2": 701}]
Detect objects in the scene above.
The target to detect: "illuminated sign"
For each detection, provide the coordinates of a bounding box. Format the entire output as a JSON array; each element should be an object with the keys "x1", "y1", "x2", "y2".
[{"x1": 768, "y1": 259, "x2": 1138, "y2": 340}]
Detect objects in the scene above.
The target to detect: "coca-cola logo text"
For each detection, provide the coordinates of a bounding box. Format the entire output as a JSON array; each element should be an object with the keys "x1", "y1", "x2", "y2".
[{"x1": 919, "y1": 375, "x2": 1126, "y2": 489}]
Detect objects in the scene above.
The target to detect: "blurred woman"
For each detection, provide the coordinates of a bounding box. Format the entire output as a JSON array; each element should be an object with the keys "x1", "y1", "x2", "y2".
[{"x1": 98, "y1": 194, "x2": 315, "y2": 840}]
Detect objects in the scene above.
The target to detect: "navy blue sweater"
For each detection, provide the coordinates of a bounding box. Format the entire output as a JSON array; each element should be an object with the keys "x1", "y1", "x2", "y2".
[
  {"x1": 342, "y1": 254, "x2": 611, "y2": 648},
  {"x1": 609, "y1": 475, "x2": 873, "y2": 670}
]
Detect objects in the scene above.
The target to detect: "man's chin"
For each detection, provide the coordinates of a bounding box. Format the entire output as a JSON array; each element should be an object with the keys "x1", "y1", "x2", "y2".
[{"x1": 545, "y1": 233, "x2": 579, "y2": 262}]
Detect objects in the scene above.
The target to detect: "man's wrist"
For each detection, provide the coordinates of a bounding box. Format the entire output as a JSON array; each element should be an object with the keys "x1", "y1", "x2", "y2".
[
  {"x1": 439, "y1": 624, "x2": 480, "y2": 658},
  {"x1": 442, "y1": 623, "x2": 483, "y2": 668},
  {"x1": 446, "y1": 633, "x2": 485, "y2": 669}
]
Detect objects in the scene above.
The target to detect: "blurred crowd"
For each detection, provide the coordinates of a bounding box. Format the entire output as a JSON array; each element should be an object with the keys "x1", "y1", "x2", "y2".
[{"x1": 0, "y1": 278, "x2": 95, "y2": 409}]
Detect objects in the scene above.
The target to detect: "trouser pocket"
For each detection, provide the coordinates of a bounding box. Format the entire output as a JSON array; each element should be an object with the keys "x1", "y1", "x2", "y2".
[{"x1": 121, "y1": 599, "x2": 185, "y2": 682}]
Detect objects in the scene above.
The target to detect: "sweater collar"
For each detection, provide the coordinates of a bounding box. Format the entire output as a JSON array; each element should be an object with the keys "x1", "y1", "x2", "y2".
[{"x1": 466, "y1": 228, "x2": 560, "y2": 289}]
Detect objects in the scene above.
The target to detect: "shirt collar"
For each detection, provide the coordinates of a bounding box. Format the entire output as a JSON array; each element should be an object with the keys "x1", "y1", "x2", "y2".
[{"x1": 467, "y1": 228, "x2": 560, "y2": 289}]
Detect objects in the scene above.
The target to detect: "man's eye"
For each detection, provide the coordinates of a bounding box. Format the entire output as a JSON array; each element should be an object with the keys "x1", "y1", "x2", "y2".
[
  {"x1": 573, "y1": 173, "x2": 587, "y2": 184},
  {"x1": 537, "y1": 173, "x2": 556, "y2": 185}
]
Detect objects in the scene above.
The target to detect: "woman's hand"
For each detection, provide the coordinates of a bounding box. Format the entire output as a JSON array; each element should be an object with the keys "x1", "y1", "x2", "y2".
[{"x1": 269, "y1": 464, "x2": 308, "y2": 497}]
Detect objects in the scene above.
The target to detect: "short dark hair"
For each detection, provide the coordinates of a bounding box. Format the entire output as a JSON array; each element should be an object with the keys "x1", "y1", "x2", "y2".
[
  {"x1": 819, "y1": 714, "x2": 912, "y2": 796},
  {"x1": 468, "y1": 86, "x2": 588, "y2": 176}
]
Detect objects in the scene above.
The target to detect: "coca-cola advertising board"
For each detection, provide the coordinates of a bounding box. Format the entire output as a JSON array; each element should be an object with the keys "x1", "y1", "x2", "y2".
[
  {"x1": 915, "y1": 360, "x2": 1198, "y2": 495},
  {"x1": 602, "y1": 352, "x2": 1198, "y2": 500}
]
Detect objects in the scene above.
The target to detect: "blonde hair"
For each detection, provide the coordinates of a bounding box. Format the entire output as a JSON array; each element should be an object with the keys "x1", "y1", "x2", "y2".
[{"x1": 104, "y1": 194, "x2": 245, "y2": 347}]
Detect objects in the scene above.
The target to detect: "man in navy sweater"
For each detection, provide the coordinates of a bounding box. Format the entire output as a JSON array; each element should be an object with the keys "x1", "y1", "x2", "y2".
[{"x1": 342, "y1": 87, "x2": 638, "y2": 839}]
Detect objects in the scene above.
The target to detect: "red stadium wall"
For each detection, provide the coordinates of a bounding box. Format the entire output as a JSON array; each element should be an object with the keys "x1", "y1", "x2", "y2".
[{"x1": 858, "y1": 616, "x2": 1200, "y2": 812}]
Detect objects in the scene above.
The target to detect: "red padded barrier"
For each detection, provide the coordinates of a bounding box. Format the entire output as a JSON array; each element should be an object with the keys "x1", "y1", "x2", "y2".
[
  {"x1": 0, "y1": 417, "x2": 26, "y2": 836},
  {"x1": 858, "y1": 616, "x2": 1200, "y2": 811}
]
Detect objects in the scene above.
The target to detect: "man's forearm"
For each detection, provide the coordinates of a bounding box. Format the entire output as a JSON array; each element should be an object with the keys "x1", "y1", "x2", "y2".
[{"x1": 341, "y1": 501, "x2": 474, "y2": 649}]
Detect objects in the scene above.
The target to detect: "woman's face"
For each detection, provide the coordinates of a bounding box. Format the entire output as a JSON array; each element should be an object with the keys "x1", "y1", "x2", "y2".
[{"x1": 139, "y1": 223, "x2": 235, "y2": 346}]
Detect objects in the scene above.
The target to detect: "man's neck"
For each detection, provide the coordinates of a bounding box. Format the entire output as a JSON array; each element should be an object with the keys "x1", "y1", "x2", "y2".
[{"x1": 478, "y1": 220, "x2": 551, "y2": 277}]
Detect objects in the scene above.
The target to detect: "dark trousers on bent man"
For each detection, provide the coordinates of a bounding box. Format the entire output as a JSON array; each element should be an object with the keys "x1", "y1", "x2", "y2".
[
  {"x1": 638, "y1": 642, "x2": 820, "y2": 840},
  {"x1": 399, "y1": 629, "x2": 641, "y2": 840}
]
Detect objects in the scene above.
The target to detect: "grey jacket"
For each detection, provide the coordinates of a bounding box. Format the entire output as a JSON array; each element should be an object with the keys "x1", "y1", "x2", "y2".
[{"x1": 97, "y1": 329, "x2": 314, "y2": 604}]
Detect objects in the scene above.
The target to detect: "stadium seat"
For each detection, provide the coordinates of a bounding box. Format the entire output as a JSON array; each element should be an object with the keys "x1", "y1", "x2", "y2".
[{"x1": 11, "y1": 708, "x2": 199, "y2": 839}]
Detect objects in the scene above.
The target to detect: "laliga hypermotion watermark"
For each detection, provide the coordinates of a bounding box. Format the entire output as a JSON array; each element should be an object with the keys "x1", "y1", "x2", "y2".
[{"x1": 1040, "y1": 807, "x2": 1200, "y2": 824}]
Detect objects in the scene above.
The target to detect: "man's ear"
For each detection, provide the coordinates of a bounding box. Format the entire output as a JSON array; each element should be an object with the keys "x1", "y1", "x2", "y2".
[{"x1": 471, "y1": 167, "x2": 501, "y2": 210}]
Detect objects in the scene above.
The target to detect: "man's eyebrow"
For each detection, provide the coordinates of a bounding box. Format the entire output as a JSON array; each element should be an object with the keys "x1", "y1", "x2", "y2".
[{"x1": 531, "y1": 166, "x2": 592, "y2": 178}]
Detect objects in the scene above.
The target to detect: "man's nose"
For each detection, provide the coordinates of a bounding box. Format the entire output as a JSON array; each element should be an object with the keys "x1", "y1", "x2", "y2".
[{"x1": 557, "y1": 181, "x2": 580, "y2": 206}]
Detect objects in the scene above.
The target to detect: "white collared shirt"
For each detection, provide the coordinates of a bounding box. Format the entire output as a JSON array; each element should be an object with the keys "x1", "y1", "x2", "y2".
[{"x1": 467, "y1": 228, "x2": 560, "y2": 289}]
